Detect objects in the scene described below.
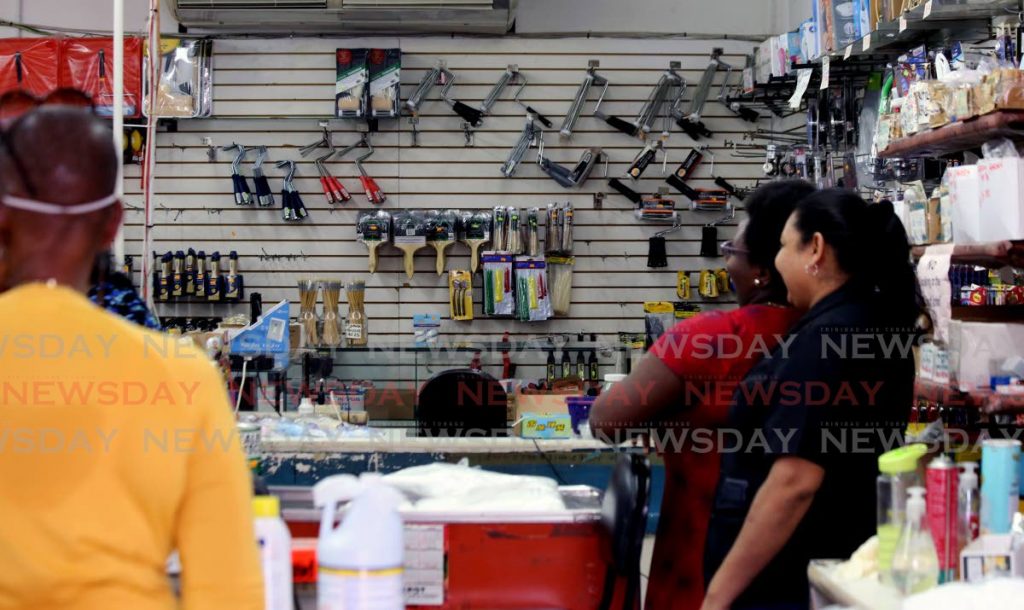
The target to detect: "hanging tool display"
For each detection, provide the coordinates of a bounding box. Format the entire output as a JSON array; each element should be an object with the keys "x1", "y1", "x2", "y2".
[
  {"x1": 251, "y1": 146, "x2": 274, "y2": 207},
  {"x1": 393, "y1": 210, "x2": 428, "y2": 279},
  {"x1": 447, "y1": 64, "x2": 551, "y2": 129},
  {"x1": 405, "y1": 59, "x2": 456, "y2": 146},
  {"x1": 544, "y1": 202, "x2": 574, "y2": 255},
  {"x1": 354, "y1": 133, "x2": 386, "y2": 204},
  {"x1": 482, "y1": 253, "x2": 514, "y2": 317},
  {"x1": 625, "y1": 139, "x2": 665, "y2": 181},
  {"x1": 449, "y1": 270, "x2": 473, "y2": 321},
  {"x1": 560, "y1": 60, "x2": 610, "y2": 139},
  {"x1": 676, "y1": 49, "x2": 722, "y2": 141},
  {"x1": 276, "y1": 160, "x2": 308, "y2": 222},
  {"x1": 714, "y1": 53, "x2": 760, "y2": 124},
  {"x1": 608, "y1": 178, "x2": 643, "y2": 205},
  {"x1": 647, "y1": 221, "x2": 680, "y2": 269},
  {"x1": 602, "y1": 62, "x2": 685, "y2": 139},
  {"x1": 537, "y1": 138, "x2": 605, "y2": 189},
  {"x1": 223, "y1": 143, "x2": 253, "y2": 206},
  {"x1": 665, "y1": 147, "x2": 705, "y2": 197},
  {"x1": 426, "y1": 210, "x2": 459, "y2": 276},
  {"x1": 299, "y1": 128, "x2": 351, "y2": 205},
  {"x1": 514, "y1": 258, "x2": 552, "y2": 322},
  {"x1": 356, "y1": 211, "x2": 390, "y2": 274},
  {"x1": 501, "y1": 114, "x2": 540, "y2": 178},
  {"x1": 461, "y1": 211, "x2": 492, "y2": 273},
  {"x1": 700, "y1": 207, "x2": 735, "y2": 258},
  {"x1": 636, "y1": 188, "x2": 678, "y2": 222},
  {"x1": 526, "y1": 208, "x2": 541, "y2": 258}
]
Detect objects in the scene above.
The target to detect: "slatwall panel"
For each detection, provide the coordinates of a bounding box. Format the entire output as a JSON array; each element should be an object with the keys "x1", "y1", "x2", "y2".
[{"x1": 121, "y1": 36, "x2": 781, "y2": 384}]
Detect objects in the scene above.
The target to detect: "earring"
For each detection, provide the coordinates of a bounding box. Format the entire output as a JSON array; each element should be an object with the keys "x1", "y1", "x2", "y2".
[
  {"x1": 804, "y1": 263, "x2": 820, "y2": 277},
  {"x1": 753, "y1": 278, "x2": 763, "y2": 287}
]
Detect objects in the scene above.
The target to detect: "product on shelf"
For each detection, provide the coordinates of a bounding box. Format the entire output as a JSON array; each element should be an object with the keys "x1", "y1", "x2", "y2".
[
  {"x1": 224, "y1": 251, "x2": 244, "y2": 301},
  {"x1": 335, "y1": 48, "x2": 369, "y2": 119},
  {"x1": 321, "y1": 281, "x2": 343, "y2": 348},
  {"x1": 223, "y1": 144, "x2": 254, "y2": 206},
  {"x1": 143, "y1": 38, "x2": 213, "y2": 118},
  {"x1": 547, "y1": 256, "x2": 574, "y2": 317},
  {"x1": 356, "y1": 210, "x2": 391, "y2": 274},
  {"x1": 392, "y1": 211, "x2": 427, "y2": 279},
  {"x1": 345, "y1": 281, "x2": 368, "y2": 347},
  {"x1": 449, "y1": 270, "x2": 473, "y2": 321},
  {"x1": 426, "y1": 210, "x2": 458, "y2": 276},
  {"x1": 298, "y1": 280, "x2": 321, "y2": 350},
  {"x1": 482, "y1": 253, "x2": 514, "y2": 317},
  {"x1": 461, "y1": 210, "x2": 492, "y2": 273},
  {"x1": 368, "y1": 48, "x2": 401, "y2": 118},
  {"x1": 513, "y1": 257, "x2": 552, "y2": 322}
]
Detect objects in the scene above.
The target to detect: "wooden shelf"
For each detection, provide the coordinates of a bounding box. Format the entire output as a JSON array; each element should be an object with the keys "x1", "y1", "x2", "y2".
[
  {"x1": 916, "y1": 379, "x2": 1024, "y2": 415},
  {"x1": 879, "y1": 110, "x2": 1024, "y2": 158},
  {"x1": 911, "y1": 241, "x2": 1024, "y2": 268}
]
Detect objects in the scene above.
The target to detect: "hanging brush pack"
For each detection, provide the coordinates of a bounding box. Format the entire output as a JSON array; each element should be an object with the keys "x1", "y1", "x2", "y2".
[
  {"x1": 276, "y1": 161, "x2": 308, "y2": 222},
  {"x1": 461, "y1": 210, "x2": 492, "y2": 273},
  {"x1": 426, "y1": 210, "x2": 458, "y2": 276},
  {"x1": 481, "y1": 253, "x2": 514, "y2": 317},
  {"x1": 514, "y1": 257, "x2": 552, "y2": 323},
  {"x1": 393, "y1": 210, "x2": 428, "y2": 279},
  {"x1": 222, "y1": 143, "x2": 253, "y2": 205},
  {"x1": 356, "y1": 210, "x2": 391, "y2": 273},
  {"x1": 544, "y1": 203, "x2": 574, "y2": 255}
]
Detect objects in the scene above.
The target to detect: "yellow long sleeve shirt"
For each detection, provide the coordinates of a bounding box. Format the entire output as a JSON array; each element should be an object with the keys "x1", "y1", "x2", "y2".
[{"x1": 0, "y1": 283, "x2": 264, "y2": 610}]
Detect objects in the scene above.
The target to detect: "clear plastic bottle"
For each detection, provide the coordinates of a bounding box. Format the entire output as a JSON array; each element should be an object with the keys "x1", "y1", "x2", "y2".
[
  {"x1": 876, "y1": 444, "x2": 927, "y2": 584},
  {"x1": 891, "y1": 487, "x2": 939, "y2": 596}
]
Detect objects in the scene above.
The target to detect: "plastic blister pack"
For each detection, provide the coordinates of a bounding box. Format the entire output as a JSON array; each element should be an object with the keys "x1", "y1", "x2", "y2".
[{"x1": 143, "y1": 38, "x2": 213, "y2": 118}]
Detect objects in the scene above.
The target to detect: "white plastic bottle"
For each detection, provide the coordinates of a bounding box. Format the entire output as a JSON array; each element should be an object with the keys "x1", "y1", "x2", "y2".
[
  {"x1": 314, "y1": 474, "x2": 405, "y2": 610},
  {"x1": 891, "y1": 486, "x2": 939, "y2": 596},
  {"x1": 253, "y1": 495, "x2": 294, "y2": 610}
]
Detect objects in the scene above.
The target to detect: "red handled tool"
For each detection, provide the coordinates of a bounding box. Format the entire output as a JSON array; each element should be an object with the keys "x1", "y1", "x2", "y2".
[{"x1": 354, "y1": 133, "x2": 386, "y2": 204}]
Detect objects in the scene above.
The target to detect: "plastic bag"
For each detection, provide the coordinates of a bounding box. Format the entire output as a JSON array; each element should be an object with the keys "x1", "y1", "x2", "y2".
[
  {"x1": 143, "y1": 38, "x2": 213, "y2": 118},
  {"x1": 981, "y1": 137, "x2": 1021, "y2": 159}
]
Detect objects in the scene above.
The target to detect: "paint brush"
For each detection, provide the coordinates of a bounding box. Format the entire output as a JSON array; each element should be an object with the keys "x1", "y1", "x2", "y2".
[{"x1": 357, "y1": 211, "x2": 391, "y2": 274}]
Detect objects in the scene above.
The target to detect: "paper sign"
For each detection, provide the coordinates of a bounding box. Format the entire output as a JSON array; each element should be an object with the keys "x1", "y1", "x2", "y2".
[
  {"x1": 863, "y1": 34, "x2": 872, "y2": 52},
  {"x1": 789, "y1": 68, "x2": 813, "y2": 109},
  {"x1": 820, "y1": 56, "x2": 830, "y2": 90},
  {"x1": 917, "y1": 244, "x2": 956, "y2": 343},
  {"x1": 404, "y1": 524, "x2": 446, "y2": 606},
  {"x1": 844, "y1": 45, "x2": 853, "y2": 60},
  {"x1": 924, "y1": 0, "x2": 933, "y2": 19},
  {"x1": 900, "y1": 16, "x2": 908, "y2": 32}
]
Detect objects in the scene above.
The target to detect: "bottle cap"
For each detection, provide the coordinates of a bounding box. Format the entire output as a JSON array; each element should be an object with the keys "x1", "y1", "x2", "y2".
[
  {"x1": 879, "y1": 444, "x2": 928, "y2": 474},
  {"x1": 906, "y1": 486, "x2": 926, "y2": 519},
  {"x1": 252, "y1": 495, "x2": 280, "y2": 518},
  {"x1": 960, "y1": 462, "x2": 979, "y2": 490}
]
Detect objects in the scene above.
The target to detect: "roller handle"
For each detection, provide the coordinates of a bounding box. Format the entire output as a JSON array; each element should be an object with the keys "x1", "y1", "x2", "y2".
[{"x1": 451, "y1": 100, "x2": 484, "y2": 127}]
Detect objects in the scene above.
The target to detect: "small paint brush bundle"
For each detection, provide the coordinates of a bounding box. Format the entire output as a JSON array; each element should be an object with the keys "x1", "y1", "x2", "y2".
[
  {"x1": 298, "y1": 279, "x2": 321, "y2": 347},
  {"x1": 544, "y1": 202, "x2": 574, "y2": 255},
  {"x1": 320, "y1": 281, "x2": 343, "y2": 347},
  {"x1": 546, "y1": 255, "x2": 575, "y2": 316},
  {"x1": 514, "y1": 257, "x2": 552, "y2": 322}
]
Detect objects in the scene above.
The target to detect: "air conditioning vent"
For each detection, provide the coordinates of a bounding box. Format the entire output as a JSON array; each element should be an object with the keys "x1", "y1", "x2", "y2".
[{"x1": 177, "y1": 0, "x2": 327, "y2": 8}]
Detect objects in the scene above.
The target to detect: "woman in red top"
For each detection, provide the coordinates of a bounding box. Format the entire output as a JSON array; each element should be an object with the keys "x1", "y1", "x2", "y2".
[{"x1": 590, "y1": 180, "x2": 815, "y2": 610}]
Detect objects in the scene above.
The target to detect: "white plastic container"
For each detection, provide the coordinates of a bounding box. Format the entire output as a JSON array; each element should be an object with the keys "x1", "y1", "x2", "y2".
[
  {"x1": 314, "y1": 474, "x2": 405, "y2": 610},
  {"x1": 253, "y1": 496, "x2": 294, "y2": 610}
]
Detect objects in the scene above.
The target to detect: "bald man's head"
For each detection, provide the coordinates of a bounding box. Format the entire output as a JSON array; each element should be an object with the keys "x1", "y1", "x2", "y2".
[
  {"x1": 0, "y1": 106, "x2": 122, "y2": 292},
  {"x1": 0, "y1": 106, "x2": 118, "y2": 203}
]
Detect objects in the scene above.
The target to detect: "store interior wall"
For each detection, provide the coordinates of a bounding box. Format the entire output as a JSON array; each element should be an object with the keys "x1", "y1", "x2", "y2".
[{"x1": 0, "y1": 2, "x2": 793, "y2": 382}]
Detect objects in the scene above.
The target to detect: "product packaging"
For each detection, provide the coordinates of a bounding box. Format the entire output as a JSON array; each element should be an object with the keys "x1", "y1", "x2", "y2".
[
  {"x1": 546, "y1": 255, "x2": 575, "y2": 316},
  {"x1": 513, "y1": 257, "x2": 552, "y2": 322},
  {"x1": 449, "y1": 270, "x2": 474, "y2": 321},
  {"x1": 392, "y1": 211, "x2": 427, "y2": 279},
  {"x1": 947, "y1": 165, "x2": 982, "y2": 243},
  {"x1": 368, "y1": 48, "x2": 401, "y2": 118},
  {"x1": 60, "y1": 37, "x2": 143, "y2": 117},
  {"x1": 335, "y1": 48, "x2": 369, "y2": 119},
  {"x1": 644, "y1": 301, "x2": 674, "y2": 346},
  {"x1": 978, "y1": 158, "x2": 1024, "y2": 241},
  {"x1": 143, "y1": 38, "x2": 213, "y2": 118},
  {"x1": 413, "y1": 313, "x2": 441, "y2": 347},
  {"x1": 482, "y1": 253, "x2": 514, "y2": 317},
  {"x1": 0, "y1": 38, "x2": 60, "y2": 97}
]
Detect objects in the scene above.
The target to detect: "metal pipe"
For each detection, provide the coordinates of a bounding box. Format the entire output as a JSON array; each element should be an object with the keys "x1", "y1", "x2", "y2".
[
  {"x1": 480, "y1": 65, "x2": 517, "y2": 114},
  {"x1": 112, "y1": 0, "x2": 124, "y2": 264}
]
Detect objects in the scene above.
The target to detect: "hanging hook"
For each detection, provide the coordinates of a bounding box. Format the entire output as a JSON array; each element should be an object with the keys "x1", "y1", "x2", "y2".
[
  {"x1": 221, "y1": 143, "x2": 248, "y2": 174},
  {"x1": 275, "y1": 160, "x2": 296, "y2": 186}
]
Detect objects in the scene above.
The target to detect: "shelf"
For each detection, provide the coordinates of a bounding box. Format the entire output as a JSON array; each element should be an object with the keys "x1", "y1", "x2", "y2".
[
  {"x1": 880, "y1": 110, "x2": 1024, "y2": 158},
  {"x1": 303, "y1": 341, "x2": 630, "y2": 354},
  {"x1": 952, "y1": 305, "x2": 1024, "y2": 322},
  {"x1": 911, "y1": 240, "x2": 1024, "y2": 268},
  {"x1": 916, "y1": 378, "x2": 1024, "y2": 415},
  {"x1": 820, "y1": 0, "x2": 1015, "y2": 63}
]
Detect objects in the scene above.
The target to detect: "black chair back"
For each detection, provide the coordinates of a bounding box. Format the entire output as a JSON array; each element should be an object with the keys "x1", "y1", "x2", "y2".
[{"x1": 416, "y1": 368, "x2": 508, "y2": 437}]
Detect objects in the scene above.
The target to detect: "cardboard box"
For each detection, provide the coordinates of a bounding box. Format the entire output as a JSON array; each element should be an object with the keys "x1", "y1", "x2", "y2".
[
  {"x1": 960, "y1": 534, "x2": 1024, "y2": 583},
  {"x1": 948, "y1": 165, "x2": 982, "y2": 244},
  {"x1": 948, "y1": 321, "x2": 1024, "y2": 392},
  {"x1": 830, "y1": 0, "x2": 860, "y2": 49},
  {"x1": 978, "y1": 158, "x2": 1024, "y2": 241}
]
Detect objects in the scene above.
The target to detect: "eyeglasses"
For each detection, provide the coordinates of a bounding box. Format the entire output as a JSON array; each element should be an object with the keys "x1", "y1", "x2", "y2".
[{"x1": 721, "y1": 240, "x2": 750, "y2": 258}]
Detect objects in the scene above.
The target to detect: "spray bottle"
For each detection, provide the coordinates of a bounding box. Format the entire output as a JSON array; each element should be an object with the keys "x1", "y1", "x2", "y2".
[
  {"x1": 891, "y1": 486, "x2": 939, "y2": 596},
  {"x1": 958, "y1": 462, "x2": 980, "y2": 549},
  {"x1": 313, "y1": 474, "x2": 405, "y2": 610}
]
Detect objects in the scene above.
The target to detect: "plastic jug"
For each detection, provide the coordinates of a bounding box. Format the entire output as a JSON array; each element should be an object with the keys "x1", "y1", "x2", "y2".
[
  {"x1": 253, "y1": 495, "x2": 293, "y2": 610},
  {"x1": 313, "y1": 474, "x2": 405, "y2": 610}
]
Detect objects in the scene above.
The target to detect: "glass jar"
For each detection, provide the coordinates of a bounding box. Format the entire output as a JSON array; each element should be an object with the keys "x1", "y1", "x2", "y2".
[
  {"x1": 345, "y1": 281, "x2": 368, "y2": 347},
  {"x1": 877, "y1": 444, "x2": 928, "y2": 585}
]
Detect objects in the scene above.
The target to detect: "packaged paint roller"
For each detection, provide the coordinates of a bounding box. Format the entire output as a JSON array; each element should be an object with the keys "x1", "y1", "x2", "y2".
[
  {"x1": 546, "y1": 255, "x2": 574, "y2": 316},
  {"x1": 481, "y1": 253, "x2": 514, "y2": 317},
  {"x1": 368, "y1": 48, "x2": 401, "y2": 118},
  {"x1": 644, "y1": 301, "x2": 675, "y2": 347},
  {"x1": 335, "y1": 48, "x2": 369, "y2": 119},
  {"x1": 449, "y1": 270, "x2": 474, "y2": 321},
  {"x1": 514, "y1": 257, "x2": 552, "y2": 322}
]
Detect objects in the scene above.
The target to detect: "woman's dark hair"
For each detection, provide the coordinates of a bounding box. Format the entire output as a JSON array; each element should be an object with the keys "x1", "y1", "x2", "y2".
[
  {"x1": 743, "y1": 179, "x2": 817, "y2": 303},
  {"x1": 793, "y1": 188, "x2": 923, "y2": 328}
]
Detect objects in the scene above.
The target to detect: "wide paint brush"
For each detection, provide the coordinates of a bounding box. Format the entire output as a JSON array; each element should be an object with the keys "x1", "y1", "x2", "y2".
[
  {"x1": 462, "y1": 210, "x2": 492, "y2": 273},
  {"x1": 426, "y1": 210, "x2": 458, "y2": 276},
  {"x1": 392, "y1": 211, "x2": 427, "y2": 279},
  {"x1": 357, "y1": 210, "x2": 391, "y2": 274}
]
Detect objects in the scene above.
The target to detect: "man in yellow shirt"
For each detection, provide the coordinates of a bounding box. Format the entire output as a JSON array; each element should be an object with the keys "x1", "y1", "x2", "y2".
[{"x1": 0, "y1": 106, "x2": 263, "y2": 609}]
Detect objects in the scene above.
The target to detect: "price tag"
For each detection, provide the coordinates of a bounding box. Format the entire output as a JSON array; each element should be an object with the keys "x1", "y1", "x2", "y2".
[
  {"x1": 844, "y1": 45, "x2": 853, "y2": 60},
  {"x1": 863, "y1": 34, "x2": 872, "y2": 52},
  {"x1": 820, "y1": 56, "x2": 830, "y2": 90},
  {"x1": 788, "y1": 68, "x2": 813, "y2": 110},
  {"x1": 900, "y1": 16, "x2": 908, "y2": 32},
  {"x1": 924, "y1": 0, "x2": 933, "y2": 19}
]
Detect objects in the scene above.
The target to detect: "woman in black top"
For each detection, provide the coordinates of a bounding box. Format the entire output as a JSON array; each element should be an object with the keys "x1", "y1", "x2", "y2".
[{"x1": 701, "y1": 190, "x2": 923, "y2": 610}]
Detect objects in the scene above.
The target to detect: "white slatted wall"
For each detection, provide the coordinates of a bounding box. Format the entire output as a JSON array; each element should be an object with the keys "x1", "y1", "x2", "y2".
[{"x1": 122, "y1": 36, "x2": 780, "y2": 384}]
